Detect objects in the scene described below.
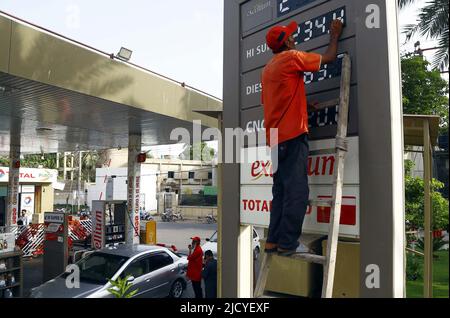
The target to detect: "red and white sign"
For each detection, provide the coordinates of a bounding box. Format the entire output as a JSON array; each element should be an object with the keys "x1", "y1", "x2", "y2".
[
  {"x1": 0, "y1": 167, "x2": 58, "y2": 184},
  {"x1": 92, "y1": 201, "x2": 105, "y2": 249},
  {"x1": 241, "y1": 137, "x2": 359, "y2": 185},
  {"x1": 44, "y1": 212, "x2": 65, "y2": 242},
  {"x1": 127, "y1": 175, "x2": 141, "y2": 243},
  {"x1": 6, "y1": 148, "x2": 20, "y2": 226},
  {"x1": 240, "y1": 137, "x2": 360, "y2": 238}
]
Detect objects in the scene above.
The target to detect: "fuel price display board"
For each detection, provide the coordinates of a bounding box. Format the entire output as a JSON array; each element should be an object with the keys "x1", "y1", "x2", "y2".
[
  {"x1": 278, "y1": 0, "x2": 320, "y2": 16},
  {"x1": 223, "y1": 0, "x2": 405, "y2": 297},
  {"x1": 240, "y1": 0, "x2": 358, "y2": 141}
]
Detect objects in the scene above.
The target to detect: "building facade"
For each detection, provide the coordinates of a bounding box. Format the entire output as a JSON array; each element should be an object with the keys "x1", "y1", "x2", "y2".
[{"x1": 0, "y1": 167, "x2": 57, "y2": 226}]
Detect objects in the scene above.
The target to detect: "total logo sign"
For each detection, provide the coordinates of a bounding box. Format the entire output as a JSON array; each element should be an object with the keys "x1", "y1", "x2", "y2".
[
  {"x1": 0, "y1": 167, "x2": 57, "y2": 183},
  {"x1": 240, "y1": 137, "x2": 360, "y2": 238},
  {"x1": 24, "y1": 196, "x2": 32, "y2": 205}
]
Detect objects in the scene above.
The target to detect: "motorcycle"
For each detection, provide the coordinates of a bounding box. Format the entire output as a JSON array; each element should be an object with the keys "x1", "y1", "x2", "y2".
[
  {"x1": 161, "y1": 209, "x2": 172, "y2": 222},
  {"x1": 161, "y1": 209, "x2": 183, "y2": 222},
  {"x1": 140, "y1": 211, "x2": 153, "y2": 221},
  {"x1": 171, "y1": 210, "x2": 184, "y2": 222},
  {"x1": 206, "y1": 214, "x2": 216, "y2": 224}
]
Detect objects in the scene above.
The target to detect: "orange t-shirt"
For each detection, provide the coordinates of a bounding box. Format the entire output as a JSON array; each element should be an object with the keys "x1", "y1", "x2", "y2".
[{"x1": 262, "y1": 50, "x2": 322, "y2": 147}]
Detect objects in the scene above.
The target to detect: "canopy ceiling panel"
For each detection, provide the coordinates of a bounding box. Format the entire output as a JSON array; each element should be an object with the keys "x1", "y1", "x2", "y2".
[{"x1": 0, "y1": 12, "x2": 222, "y2": 155}]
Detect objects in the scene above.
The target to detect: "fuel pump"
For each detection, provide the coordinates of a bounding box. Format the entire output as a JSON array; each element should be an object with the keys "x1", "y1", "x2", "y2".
[{"x1": 91, "y1": 200, "x2": 127, "y2": 249}]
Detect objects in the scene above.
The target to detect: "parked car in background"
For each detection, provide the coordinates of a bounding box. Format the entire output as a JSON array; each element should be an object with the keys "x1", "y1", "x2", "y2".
[
  {"x1": 202, "y1": 229, "x2": 261, "y2": 260},
  {"x1": 30, "y1": 245, "x2": 188, "y2": 298}
]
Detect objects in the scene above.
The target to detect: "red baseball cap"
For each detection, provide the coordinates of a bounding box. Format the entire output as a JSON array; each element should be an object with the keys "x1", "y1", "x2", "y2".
[
  {"x1": 266, "y1": 21, "x2": 298, "y2": 51},
  {"x1": 191, "y1": 236, "x2": 201, "y2": 242}
]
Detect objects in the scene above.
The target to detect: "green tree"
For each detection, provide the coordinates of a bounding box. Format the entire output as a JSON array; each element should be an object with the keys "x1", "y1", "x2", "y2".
[
  {"x1": 0, "y1": 156, "x2": 9, "y2": 166},
  {"x1": 23, "y1": 154, "x2": 57, "y2": 169},
  {"x1": 405, "y1": 160, "x2": 449, "y2": 231},
  {"x1": 399, "y1": 0, "x2": 449, "y2": 70},
  {"x1": 401, "y1": 55, "x2": 449, "y2": 133},
  {"x1": 0, "y1": 154, "x2": 57, "y2": 169},
  {"x1": 81, "y1": 151, "x2": 101, "y2": 183},
  {"x1": 181, "y1": 142, "x2": 216, "y2": 162}
]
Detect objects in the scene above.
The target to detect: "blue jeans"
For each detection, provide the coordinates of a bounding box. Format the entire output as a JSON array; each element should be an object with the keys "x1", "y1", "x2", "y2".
[{"x1": 268, "y1": 133, "x2": 310, "y2": 251}]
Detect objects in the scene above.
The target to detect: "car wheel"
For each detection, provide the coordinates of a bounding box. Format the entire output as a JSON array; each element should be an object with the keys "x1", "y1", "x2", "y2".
[{"x1": 169, "y1": 280, "x2": 184, "y2": 298}]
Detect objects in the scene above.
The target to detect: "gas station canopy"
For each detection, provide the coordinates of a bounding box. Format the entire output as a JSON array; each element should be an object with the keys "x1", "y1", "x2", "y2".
[{"x1": 0, "y1": 12, "x2": 222, "y2": 154}]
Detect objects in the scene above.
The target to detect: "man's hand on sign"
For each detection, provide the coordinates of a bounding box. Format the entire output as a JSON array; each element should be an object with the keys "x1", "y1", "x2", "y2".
[
  {"x1": 330, "y1": 19, "x2": 343, "y2": 39},
  {"x1": 322, "y1": 19, "x2": 344, "y2": 64}
]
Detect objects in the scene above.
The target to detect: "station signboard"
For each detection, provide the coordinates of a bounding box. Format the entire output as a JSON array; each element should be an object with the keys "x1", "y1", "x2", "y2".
[
  {"x1": 223, "y1": 0, "x2": 404, "y2": 297},
  {"x1": 240, "y1": 137, "x2": 360, "y2": 238},
  {"x1": 237, "y1": 0, "x2": 361, "y2": 237}
]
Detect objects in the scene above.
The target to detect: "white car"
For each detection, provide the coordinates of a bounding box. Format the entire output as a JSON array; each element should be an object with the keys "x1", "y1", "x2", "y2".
[
  {"x1": 30, "y1": 245, "x2": 188, "y2": 298},
  {"x1": 202, "y1": 229, "x2": 261, "y2": 260}
]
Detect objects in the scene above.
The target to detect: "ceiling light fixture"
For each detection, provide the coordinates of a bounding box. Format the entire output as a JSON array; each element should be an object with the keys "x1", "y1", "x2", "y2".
[{"x1": 115, "y1": 47, "x2": 133, "y2": 62}]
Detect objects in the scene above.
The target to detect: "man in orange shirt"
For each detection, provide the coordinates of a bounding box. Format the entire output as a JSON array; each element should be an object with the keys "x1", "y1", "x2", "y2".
[{"x1": 262, "y1": 19, "x2": 343, "y2": 256}]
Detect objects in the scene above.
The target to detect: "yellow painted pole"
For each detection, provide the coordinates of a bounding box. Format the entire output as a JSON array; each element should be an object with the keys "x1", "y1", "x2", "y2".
[
  {"x1": 145, "y1": 220, "x2": 157, "y2": 245},
  {"x1": 423, "y1": 119, "x2": 432, "y2": 298}
]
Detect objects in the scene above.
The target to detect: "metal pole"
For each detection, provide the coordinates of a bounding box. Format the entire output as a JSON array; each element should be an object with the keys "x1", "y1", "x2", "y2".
[
  {"x1": 78, "y1": 151, "x2": 82, "y2": 213},
  {"x1": 63, "y1": 153, "x2": 67, "y2": 180},
  {"x1": 217, "y1": 113, "x2": 223, "y2": 298},
  {"x1": 6, "y1": 146, "x2": 20, "y2": 229},
  {"x1": 423, "y1": 119, "x2": 433, "y2": 298},
  {"x1": 126, "y1": 135, "x2": 142, "y2": 245}
]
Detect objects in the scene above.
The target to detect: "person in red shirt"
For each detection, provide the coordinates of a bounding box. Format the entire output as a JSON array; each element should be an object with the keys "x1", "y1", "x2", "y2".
[
  {"x1": 187, "y1": 236, "x2": 204, "y2": 298},
  {"x1": 262, "y1": 19, "x2": 343, "y2": 256}
]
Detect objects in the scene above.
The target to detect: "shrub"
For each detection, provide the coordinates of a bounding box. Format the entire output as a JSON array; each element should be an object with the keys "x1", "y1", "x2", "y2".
[{"x1": 406, "y1": 253, "x2": 423, "y2": 281}]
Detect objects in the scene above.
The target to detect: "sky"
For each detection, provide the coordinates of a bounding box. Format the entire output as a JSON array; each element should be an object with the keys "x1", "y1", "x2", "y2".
[
  {"x1": 0, "y1": 1, "x2": 447, "y2": 155},
  {"x1": 0, "y1": 0, "x2": 224, "y2": 98},
  {"x1": 0, "y1": 0, "x2": 447, "y2": 99}
]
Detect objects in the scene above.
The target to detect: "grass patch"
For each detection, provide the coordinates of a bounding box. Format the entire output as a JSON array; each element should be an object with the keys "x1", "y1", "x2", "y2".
[{"x1": 406, "y1": 250, "x2": 449, "y2": 298}]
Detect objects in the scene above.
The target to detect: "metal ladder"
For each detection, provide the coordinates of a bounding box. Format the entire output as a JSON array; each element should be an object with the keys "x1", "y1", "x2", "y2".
[{"x1": 254, "y1": 54, "x2": 352, "y2": 299}]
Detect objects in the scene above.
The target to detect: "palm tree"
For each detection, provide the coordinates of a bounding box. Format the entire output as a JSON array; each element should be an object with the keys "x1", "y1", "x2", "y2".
[
  {"x1": 82, "y1": 151, "x2": 100, "y2": 183},
  {"x1": 399, "y1": 0, "x2": 449, "y2": 71}
]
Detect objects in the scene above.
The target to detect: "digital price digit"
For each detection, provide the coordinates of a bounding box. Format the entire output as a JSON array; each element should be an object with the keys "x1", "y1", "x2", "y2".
[
  {"x1": 295, "y1": 7, "x2": 346, "y2": 45},
  {"x1": 279, "y1": 0, "x2": 290, "y2": 14},
  {"x1": 304, "y1": 54, "x2": 345, "y2": 85},
  {"x1": 315, "y1": 16, "x2": 326, "y2": 34},
  {"x1": 308, "y1": 105, "x2": 339, "y2": 129},
  {"x1": 303, "y1": 20, "x2": 313, "y2": 42},
  {"x1": 332, "y1": 8, "x2": 346, "y2": 24},
  {"x1": 304, "y1": 72, "x2": 314, "y2": 85},
  {"x1": 277, "y1": 0, "x2": 317, "y2": 17},
  {"x1": 317, "y1": 64, "x2": 328, "y2": 82}
]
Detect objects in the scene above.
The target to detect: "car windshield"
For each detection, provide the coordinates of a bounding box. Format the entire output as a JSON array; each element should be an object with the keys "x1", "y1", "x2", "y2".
[
  {"x1": 209, "y1": 231, "x2": 218, "y2": 243},
  {"x1": 66, "y1": 252, "x2": 129, "y2": 285}
]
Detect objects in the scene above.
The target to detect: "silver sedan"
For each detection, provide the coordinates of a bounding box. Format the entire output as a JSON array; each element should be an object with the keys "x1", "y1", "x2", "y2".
[{"x1": 30, "y1": 244, "x2": 188, "y2": 298}]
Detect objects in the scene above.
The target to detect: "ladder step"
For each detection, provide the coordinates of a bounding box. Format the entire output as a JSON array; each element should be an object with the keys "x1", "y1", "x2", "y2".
[
  {"x1": 283, "y1": 253, "x2": 327, "y2": 265},
  {"x1": 309, "y1": 98, "x2": 340, "y2": 111},
  {"x1": 309, "y1": 200, "x2": 332, "y2": 207}
]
